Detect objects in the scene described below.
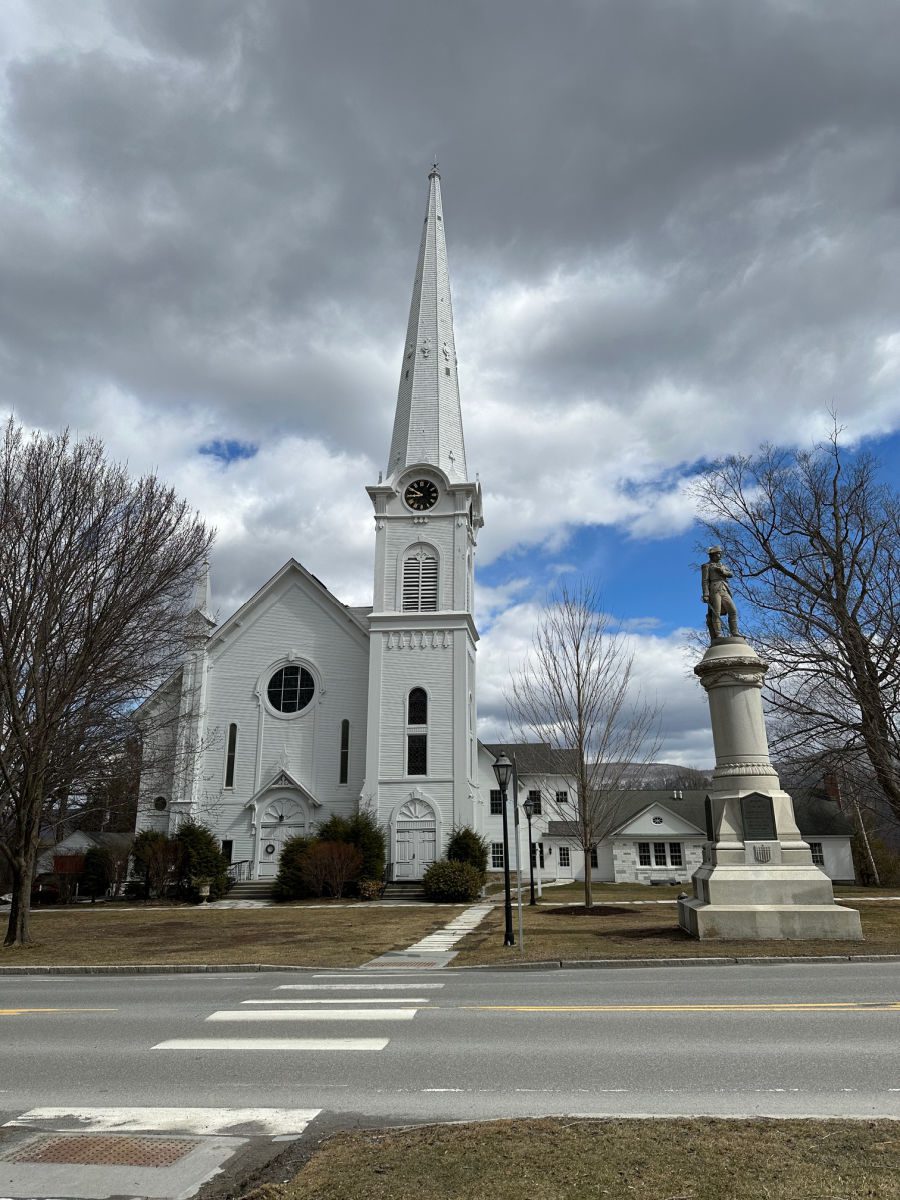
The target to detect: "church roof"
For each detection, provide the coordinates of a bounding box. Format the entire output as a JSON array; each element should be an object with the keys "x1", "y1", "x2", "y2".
[{"x1": 387, "y1": 165, "x2": 468, "y2": 484}]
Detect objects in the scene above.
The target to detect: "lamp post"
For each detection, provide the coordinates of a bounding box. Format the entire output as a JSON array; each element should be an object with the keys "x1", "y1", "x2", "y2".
[
  {"x1": 492, "y1": 752, "x2": 515, "y2": 946},
  {"x1": 522, "y1": 796, "x2": 536, "y2": 905}
]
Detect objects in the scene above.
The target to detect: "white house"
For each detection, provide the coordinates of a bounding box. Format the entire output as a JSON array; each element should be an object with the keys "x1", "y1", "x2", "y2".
[
  {"x1": 135, "y1": 167, "x2": 483, "y2": 886},
  {"x1": 468, "y1": 743, "x2": 854, "y2": 887}
]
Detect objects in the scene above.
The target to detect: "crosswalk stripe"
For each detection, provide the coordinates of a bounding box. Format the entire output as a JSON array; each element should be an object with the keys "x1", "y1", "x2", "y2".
[
  {"x1": 207, "y1": 1008, "x2": 418, "y2": 1021},
  {"x1": 277, "y1": 982, "x2": 444, "y2": 990},
  {"x1": 240, "y1": 998, "x2": 431, "y2": 1005},
  {"x1": 4, "y1": 1107, "x2": 321, "y2": 1136},
  {"x1": 152, "y1": 1038, "x2": 389, "y2": 1050}
]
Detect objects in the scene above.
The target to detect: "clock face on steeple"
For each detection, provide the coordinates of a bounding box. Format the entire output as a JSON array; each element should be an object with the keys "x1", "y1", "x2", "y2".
[{"x1": 404, "y1": 479, "x2": 439, "y2": 511}]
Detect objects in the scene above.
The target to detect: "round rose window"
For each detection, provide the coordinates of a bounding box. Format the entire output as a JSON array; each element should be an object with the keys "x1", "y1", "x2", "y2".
[{"x1": 267, "y1": 665, "x2": 315, "y2": 713}]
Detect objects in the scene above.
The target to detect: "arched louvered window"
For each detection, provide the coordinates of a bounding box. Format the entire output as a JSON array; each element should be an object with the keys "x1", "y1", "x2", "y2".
[
  {"x1": 408, "y1": 688, "x2": 428, "y2": 725},
  {"x1": 224, "y1": 723, "x2": 238, "y2": 788},
  {"x1": 339, "y1": 719, "x2": 350, "y2": 785},
  {"x1": 402, "y1": 549, "x2": 438, "y2": 612},
  {"x1": 407, "y1": 688, "x2": 428, "y2": 776}
]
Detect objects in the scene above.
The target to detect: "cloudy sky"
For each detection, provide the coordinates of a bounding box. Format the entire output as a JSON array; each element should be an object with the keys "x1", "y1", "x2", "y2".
[{"x1": 3, "y1": 0, "x2": 900, "y2": 765}]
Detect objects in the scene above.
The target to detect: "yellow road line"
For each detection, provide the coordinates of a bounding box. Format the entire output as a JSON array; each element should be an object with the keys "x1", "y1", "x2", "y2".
[
  {"x1": 0, "y1": 1008, "x2": 117, "y2": 1016},
  {"x1": 464, "y1": 1002, "x2": 900, "y2": 1013}
]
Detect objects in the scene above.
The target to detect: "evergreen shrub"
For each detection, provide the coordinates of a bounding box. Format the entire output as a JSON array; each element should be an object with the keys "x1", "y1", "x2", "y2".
[
  {"x1": 273, "y1": 835, "x2": 314, "y2": 901},
  {"x1": 447, "y1": 825, "x2": 489, "y2": 873},
  {"x1": 422, "y1": 859, "x2": 484, "y2": 903},
  {"x1": 81, "y1": 845, "x2": 112, "y2": 901},
  {"x1": 172, "y1": 821, "x2": 229, "y2": 901}
]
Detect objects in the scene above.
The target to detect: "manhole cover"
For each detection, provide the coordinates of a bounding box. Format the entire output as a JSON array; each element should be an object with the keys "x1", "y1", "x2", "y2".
[{"x1": 2, "y1": 1134, "x2": 200, "y2": 1167}]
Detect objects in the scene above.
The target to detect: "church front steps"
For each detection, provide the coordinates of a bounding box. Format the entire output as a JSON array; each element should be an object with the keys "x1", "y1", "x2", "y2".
[
  {"x1": 382, "y1": 882, "x2": 428, "y2": 902},
  {"x1": 227, "y1": 881, "x2": 275, "y2": 901}
]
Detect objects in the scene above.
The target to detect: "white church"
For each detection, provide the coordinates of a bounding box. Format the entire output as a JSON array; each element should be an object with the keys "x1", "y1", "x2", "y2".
[{"x1": 136, "y1": 167, "x2": 486, "y2": 885}]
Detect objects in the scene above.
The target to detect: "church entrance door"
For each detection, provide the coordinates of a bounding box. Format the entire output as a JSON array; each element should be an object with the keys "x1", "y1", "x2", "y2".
[
  {"x1": 394, "y1": 797, "x2": 437, "y2": 881},
  {"x1": 257, "y1": 795, "x2": 307, "y2": 879}
]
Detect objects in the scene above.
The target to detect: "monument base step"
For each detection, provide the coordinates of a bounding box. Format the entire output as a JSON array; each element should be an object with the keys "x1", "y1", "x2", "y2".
[{"x1": 677, "y1": 898, "x2": 863, "y2": 941}]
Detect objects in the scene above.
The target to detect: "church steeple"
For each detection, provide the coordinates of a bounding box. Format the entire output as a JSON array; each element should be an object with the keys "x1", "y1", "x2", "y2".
[{"x1": 387, "y1": 165, "x2": 468, "y2": 484}]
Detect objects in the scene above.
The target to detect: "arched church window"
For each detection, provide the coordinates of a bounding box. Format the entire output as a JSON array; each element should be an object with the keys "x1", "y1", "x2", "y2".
[
  {"x1": 339, "y1": 719, "x2": 350, "y2": 785},
  {"x1": 402, "y1": 550, "x2": 438, "y2": 612},
  {"x1": 267, "y1": 665, "x2": 315, "y2": 713},
  {"x1": 407, "y1": 688, "x2": 428, "y2": 776},
  {"x1": 224, "y1": 723, "x2": 238, "y2": 788}
]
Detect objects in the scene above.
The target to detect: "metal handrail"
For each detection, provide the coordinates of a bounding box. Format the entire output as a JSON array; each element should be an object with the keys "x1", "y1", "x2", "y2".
[{"x1": 226, "y1": 859, "x2": 251, "y2": 884}]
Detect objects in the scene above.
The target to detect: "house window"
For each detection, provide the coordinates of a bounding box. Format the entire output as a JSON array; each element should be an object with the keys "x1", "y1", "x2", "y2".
[
  {"x1": 590, "y1": 845, "x2": 598, "y2": 869},
  {"x1": 809, "y1": 841, "x2": 825, "y2": 867},
  {"x1": 153, "y1": 796, "x2": 167, "y2": 812},
  {"x1": 407, "y1": 688, "x2": 428, "y2": 776},
  {"x1": 402, "y1": 552, "x2": 438, "y2": 612},
  {"x1": 555, "y1": 790, "x2": 569, "y2": 806},
  {"x1": 639, "y1": 841, "x2": 683, "y2": 868},
  {"x1": 339, "y1": 719, "x2": 350, "y2": 785},
  {"x1": 221, "y1": 839, "x2": 233, "y2": 864},
  {"x1": 531, "y1": 843, "x2": 545, "y2": 869},
  {"x1": 558, "y1": 845, "x2": 571, "y2": 868},
  {"x1": 527, "y1": 789, "x2": 542, "y2": 815},
  {"x1": 268, "y1": 665, "x2": 315, "y2": 713},
  {"x1": 224, "y1": 723, "x2": 238, "y2": 788},
  {"x1": 491, "y1": 842, "x2": 505, "y2": 869},
  {"x1": 489, "y1": 789, "x2": 503, "y2": 815}
]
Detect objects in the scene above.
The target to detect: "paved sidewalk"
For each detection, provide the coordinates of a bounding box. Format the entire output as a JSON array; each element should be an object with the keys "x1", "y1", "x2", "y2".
[{"x1": 362, "y1": 901, "x2": 493, "y2": 969}]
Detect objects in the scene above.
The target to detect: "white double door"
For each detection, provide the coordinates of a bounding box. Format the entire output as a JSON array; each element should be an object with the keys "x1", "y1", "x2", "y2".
[{"x1": 394, "y1": 824, "x2": 436, "y2": 881}]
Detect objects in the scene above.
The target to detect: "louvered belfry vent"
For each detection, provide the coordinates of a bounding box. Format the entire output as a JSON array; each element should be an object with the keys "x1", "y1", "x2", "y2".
[{"x1": 402, "y1": 553, "x2": 438, "y2": 611}]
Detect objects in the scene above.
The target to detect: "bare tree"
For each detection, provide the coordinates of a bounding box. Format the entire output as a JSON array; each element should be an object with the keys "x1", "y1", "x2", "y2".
[
  {"x1": 693, "y1": 428, "x2": 900, "y2": 827},
  {"x1": 509, "y1": 580, "x2": 661, "y2": 908},
  {"x1": 0, "y1": 419, "x2": 212, "y2": 945}
]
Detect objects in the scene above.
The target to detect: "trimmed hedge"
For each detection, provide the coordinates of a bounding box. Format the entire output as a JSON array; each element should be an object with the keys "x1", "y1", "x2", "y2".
[{"x1": 422, "y1": 859, "x2": 485, "y2": 903}]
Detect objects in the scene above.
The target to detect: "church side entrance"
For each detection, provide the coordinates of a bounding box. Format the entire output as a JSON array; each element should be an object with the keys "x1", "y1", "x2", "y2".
[
  {"x1": 257, "y1": 795, "x2": 307, "y2": 879},
  {"x1": 393, "y1": 797, "x2": 437, "y2": 881}
]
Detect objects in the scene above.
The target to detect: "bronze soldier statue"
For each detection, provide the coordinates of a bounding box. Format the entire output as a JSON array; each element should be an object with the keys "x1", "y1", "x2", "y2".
[{"x1": 702, "y1": 546, "x2": 740, "y2": 640}]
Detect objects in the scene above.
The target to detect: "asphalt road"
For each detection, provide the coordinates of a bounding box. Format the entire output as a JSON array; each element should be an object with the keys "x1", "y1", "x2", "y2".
[{"x1": 2, "y1": 961, "x2": 899, "y2": 1124}]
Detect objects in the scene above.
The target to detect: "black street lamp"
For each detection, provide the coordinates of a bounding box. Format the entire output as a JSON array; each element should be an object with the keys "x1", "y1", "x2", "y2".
[
  {"x1": 522, "y1": 795, "x2": 537, "y2": 905},
  {"x1": 492, "y1": 752, "x2": 515, "y2": 946}
]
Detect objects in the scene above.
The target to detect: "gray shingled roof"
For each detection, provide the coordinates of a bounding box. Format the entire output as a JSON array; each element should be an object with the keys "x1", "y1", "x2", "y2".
[
  {"x1": 482, "y1": 742, "x2": 581, "y2": 775},
  {"x1": 545, "y1": 789, "x2": 852, "y2": 839}
]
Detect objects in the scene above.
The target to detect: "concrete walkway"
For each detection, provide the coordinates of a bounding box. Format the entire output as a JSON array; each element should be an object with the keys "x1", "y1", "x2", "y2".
[{"x1": 362, "y1": 901, "x2": 493, "y2": 970}]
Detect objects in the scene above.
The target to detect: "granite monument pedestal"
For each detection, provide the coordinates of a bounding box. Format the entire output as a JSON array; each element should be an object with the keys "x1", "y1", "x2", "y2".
[{"x1": 677, "y1": 636, "x2": 862, "y2": 941}]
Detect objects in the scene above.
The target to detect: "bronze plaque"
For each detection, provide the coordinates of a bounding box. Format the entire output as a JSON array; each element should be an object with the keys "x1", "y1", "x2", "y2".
[{"x1": 741, "y1": 793, "x2": 777, "y2": 841}]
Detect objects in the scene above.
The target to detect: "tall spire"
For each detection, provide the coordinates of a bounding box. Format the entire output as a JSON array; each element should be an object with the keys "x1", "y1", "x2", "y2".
[{"x1": 387, "y1": 165, "x2": 468, "y2": 483}]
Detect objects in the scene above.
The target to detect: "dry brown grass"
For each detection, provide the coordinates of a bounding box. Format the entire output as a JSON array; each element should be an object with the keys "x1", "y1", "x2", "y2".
[
  {"x1": 247, "y1": 1117, "x2": 900, "y2": 1200},
  {"x1": 0, "y1": 903, "x2": 465, "y2": 967},
  {"x1": 454, "y1": 896, "x2": 900, "y2": 964}
]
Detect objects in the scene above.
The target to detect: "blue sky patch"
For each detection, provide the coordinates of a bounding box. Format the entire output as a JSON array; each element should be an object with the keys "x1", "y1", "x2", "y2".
[{"x1": 198, "y1": 439, "x2": 258, "y2": 465}]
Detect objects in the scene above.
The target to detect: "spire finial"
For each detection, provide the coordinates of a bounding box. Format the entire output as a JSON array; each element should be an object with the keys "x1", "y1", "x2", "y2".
[{"x1": 429, "y1": 159, "x2": 440, "y2": 179}]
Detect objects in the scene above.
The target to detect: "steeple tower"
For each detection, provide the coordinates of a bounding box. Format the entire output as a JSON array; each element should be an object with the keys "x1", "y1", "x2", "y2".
[
  {"x1": 363, "y1": 167, "x2": 483, "y2": 880},
  {"x1": 387, "y1": 164, "x2": 468, "y2": 484}
]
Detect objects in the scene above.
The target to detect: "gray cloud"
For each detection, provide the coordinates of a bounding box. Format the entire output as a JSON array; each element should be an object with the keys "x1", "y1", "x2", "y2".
[{"x1": 4, "y1": 1, "x2": 900, "y2": 760}]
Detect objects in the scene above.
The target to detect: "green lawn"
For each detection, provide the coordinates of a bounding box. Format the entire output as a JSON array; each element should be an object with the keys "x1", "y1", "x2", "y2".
[{"x1": 245, "y1": 1118, "x2": 900, "y2": 1200}]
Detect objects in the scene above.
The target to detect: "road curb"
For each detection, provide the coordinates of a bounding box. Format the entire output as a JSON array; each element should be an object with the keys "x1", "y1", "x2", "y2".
[
  {"x1": 2, "y1": 953, "x2": 900, "y2": 975},
  {"x1": 455, "y1": 953, "x2": 900, "y2": 971}
]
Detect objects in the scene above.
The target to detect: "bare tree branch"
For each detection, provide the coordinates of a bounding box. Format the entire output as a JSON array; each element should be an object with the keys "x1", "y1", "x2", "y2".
[
  {"x1": 0, "y1": 418, "x2": 212, "y2": 945},
  {"x1": 508, "y1": 579, "x2": 661, "y2": 908}
]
